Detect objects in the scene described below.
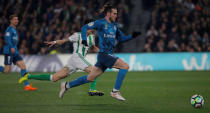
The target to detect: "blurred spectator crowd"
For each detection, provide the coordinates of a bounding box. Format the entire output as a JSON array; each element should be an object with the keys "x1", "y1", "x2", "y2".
[
  {"x1": 1, "y1": 0, "x2": 209, "y2": 54},
  {"x1": 145, "y1": 0, "x2": 210, "y2": 52},
  {"x1": 0, "y1": 0, "x2": 132, "y2": 54}
]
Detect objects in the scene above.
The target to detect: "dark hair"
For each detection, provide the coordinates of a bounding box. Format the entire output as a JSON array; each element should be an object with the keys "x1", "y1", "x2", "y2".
[
  {"x1": 99, "y1": 3, "x2": 117, "y2": 14},
  {"x1": 9, "y1": 14, "x2": 18, "y2": 20},
  {"x1": 84, "y1": 19, "x2": 94, "y2": 25}
]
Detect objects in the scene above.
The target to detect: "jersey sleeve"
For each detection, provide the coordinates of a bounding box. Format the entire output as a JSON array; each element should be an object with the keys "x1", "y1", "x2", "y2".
[
  {"x1": 5, "y1": 30, "x2": 15, "y2": 48},
  {"x1": 68, "y1": 33, "x2": 78, "y2": 42},
  {"x1": 116, "y1": 25, "x2": 132, "y2": 43},
  {"x1": 81, "y1": 20, "x2": 102, "y2": 41}
]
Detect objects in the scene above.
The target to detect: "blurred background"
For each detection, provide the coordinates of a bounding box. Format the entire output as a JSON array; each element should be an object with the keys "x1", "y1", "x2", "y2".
[{"x1": 0, "y1": 0, "x2": 209, "y2": 55}]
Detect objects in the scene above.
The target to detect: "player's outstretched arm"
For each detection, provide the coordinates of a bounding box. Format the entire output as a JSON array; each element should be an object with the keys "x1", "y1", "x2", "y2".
[
  {"x1": 117, "y1": 28, "x2": 132, "y2": 43},
  {"x1": 44, "y1": 39, "x2": 68, "y2": 47},
  {"x1": 117, "y1": 28, "x2": 141, "y2": 43}
]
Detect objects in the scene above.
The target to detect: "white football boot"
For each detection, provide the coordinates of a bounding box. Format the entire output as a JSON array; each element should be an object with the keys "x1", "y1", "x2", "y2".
[
  {"x1": 59, "y1": 82, "x2": 68, "y2": 98},
  {"x1": 110, "y1": 91, "x2": 126, "y2": 101}
]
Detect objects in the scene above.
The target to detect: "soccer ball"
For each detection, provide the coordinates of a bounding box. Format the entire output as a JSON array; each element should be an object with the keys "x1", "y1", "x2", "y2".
[{"x1": 191, "y1": 94, "x2": 204, "y2": 108}]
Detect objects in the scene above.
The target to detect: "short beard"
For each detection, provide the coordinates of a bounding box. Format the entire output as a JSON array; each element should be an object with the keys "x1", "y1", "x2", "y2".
[{"x1": 109, "y1": 17, "x2": 115, "y2": 23}]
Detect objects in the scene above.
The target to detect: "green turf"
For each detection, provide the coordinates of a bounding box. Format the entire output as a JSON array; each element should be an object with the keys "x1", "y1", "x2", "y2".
[{"x1": 0, "y1": 71, "x2": 209, "y2": 113}]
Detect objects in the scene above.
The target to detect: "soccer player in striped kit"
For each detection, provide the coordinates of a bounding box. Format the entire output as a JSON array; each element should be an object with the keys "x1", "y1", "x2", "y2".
[{"x1": 18, "y1": 28, "x2": 104, "y2": 96}]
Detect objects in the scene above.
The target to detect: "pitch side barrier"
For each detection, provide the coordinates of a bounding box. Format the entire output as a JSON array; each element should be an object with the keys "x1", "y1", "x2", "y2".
[{"x1": 0, "y1": 52, "x2": 209, "y2": 72}]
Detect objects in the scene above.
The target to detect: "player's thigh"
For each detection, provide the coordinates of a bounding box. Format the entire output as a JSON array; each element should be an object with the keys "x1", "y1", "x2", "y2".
[
  {"x1": 16, "y1": 60, "x2": 26, "y2": 69},
  {"x1": 52, "y1": 67, "x2": 72, "y2": 82},
  {"x1": 95, "y1": 53, "x2": 117, "y2": 72},
  {"x1": 14, "y1": 54, "x2": 25, "y2": 69},
  {"x1": 87, "y1": 66, "x2": 103, "y2": 82},
  {"x1": 65, "y1": 64, "x2": 77, "y2": 75},
  {"x1": 4, "y1": 65, "x2": 11, "y2": 74},
  {"x1": 74, "y1": 54, "x2": 91, "y2": 71},
  {"x1": 112, "y1": 58, "x2": 129, "y2": 70},
  {"x1": 65, "y1": 55, "x2": 77, "y2": 72}
]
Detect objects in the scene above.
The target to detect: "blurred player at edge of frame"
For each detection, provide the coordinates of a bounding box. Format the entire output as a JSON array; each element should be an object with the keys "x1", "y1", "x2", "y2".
[{"x1": 0, "y1": 14, "x2": 37, "y2": 91}]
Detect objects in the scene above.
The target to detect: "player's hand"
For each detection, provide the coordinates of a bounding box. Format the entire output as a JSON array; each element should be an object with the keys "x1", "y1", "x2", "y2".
[
  {"x1": 82, "y1": 40, "x2": 88, "y2": 46},
  {"x1": 132, "y1": 31, "x2": 141, "y2": 38},
  {"x1": 11, "y1": 48, "x2": 15, "y2": 53},
  {"x1": 44, "y1": 41, "x2": 56, "y2": 47}
]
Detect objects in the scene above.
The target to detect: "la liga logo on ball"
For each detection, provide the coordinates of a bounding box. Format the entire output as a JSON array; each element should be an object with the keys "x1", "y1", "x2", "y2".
[{"x1": 191, "y1": 94, "x2": 204, "y2": 108}]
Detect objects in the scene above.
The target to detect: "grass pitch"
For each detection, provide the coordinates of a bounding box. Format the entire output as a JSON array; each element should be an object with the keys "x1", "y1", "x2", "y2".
[{"x1": 0, "y1": 71, "x2": 209, "y2": 113}]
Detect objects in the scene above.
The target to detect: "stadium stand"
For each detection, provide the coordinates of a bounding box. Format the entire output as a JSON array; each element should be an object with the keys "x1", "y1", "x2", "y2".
[
  {"x1": 0, "y1": 0, "x2": 132, "y2": 54},
  {"x1": 145, "y1": 0, "x2": 210, "y2": 52},
  {"x1": 0, "y1": 0, "x2": 209, "y2": 54}
]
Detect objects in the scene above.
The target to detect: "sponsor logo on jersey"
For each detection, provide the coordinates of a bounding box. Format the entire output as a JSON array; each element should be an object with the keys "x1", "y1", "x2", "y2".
[
  {"x1": 6, "y1": 32, "x2": 10, "y2": 36},
  {"x1": 108, "y1": 54, "x2": 117, "y2": 58},
  {"x1": 110, "y1": 32, "x2": 114, "y2": 35},
  {"x1": 104, "y1": 34, "x2": 115, "y2": 38}
]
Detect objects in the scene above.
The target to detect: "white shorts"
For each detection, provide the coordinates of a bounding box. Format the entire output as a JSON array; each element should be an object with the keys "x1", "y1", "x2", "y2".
[{"x1": 65, "y1": 53, "x2": 91, "y2": 74}]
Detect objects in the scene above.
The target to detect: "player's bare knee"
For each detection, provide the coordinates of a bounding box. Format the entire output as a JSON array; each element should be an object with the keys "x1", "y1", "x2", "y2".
[
  {"x1": 123, "y1": 64, "x2": 129, "y2": 70},
  {"x1": 63, "y1": 67, "x2": 69, "y2": 72},
  {"x1": 85, "y1": 66, "x2": 92, "y2": 73},
  {"x1": 20, "y1": 67, "x2": 26, "y2": 70},
  {"x1": 86, "y1": 69, "x2": 91, "y2": 73},
  {"x1": 87, "y1": 78, "x2": 95, "y2": 82},
  {"x1": 126, "y1": 65, "x2": 129, "y2": 70},
  {"x1": 87, "y1": 76, "x2": 95, "y2": 82},
  {"x1": 19, "y1": 65, "x2": 26, "y2": 70}
]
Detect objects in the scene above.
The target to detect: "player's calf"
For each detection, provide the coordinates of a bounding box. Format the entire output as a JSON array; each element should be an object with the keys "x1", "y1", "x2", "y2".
[
  {"x1": 113, "y1": 58, "x2": 129, "y2": 70},
  {"x1": 51, "y1": 67, "x2": 69, "y2": 82}
]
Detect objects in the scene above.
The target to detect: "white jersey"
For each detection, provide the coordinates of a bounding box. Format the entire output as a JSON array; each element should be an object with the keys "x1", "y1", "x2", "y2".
[{"x1": 68, "y1": 32, "x2": 95, "y2": 57}]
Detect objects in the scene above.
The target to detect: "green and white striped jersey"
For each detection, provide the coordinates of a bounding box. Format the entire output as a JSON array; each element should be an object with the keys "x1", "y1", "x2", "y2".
[{"x1": 68, "y1": 32, "x2": 95, "y2": 57}]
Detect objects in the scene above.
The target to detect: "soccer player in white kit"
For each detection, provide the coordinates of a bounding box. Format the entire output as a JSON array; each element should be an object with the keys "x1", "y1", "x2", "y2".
[{"x1": 19, "y1": 29, "x2": 104, "y2": 96}]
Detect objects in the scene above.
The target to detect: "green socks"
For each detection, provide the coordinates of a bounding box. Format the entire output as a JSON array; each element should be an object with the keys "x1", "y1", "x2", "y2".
[
  {"x1": 90, "y1": 78, "x2": 98, "y2": 91},
  {"x1": 28, "y1": 74, "x2": 98, "y2": 89},
  {"x1": 28, "y1": 74, "x2": 51, "y2": 81}
]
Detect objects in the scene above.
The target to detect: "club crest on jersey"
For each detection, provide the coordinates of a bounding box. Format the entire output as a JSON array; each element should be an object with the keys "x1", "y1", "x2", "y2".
[
  {"x1": 6, "y1": 32, "x2": 10, "y2": 36},
  {"x1": 88, "y1": 22, "x2": 94, "y2": 26}
]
